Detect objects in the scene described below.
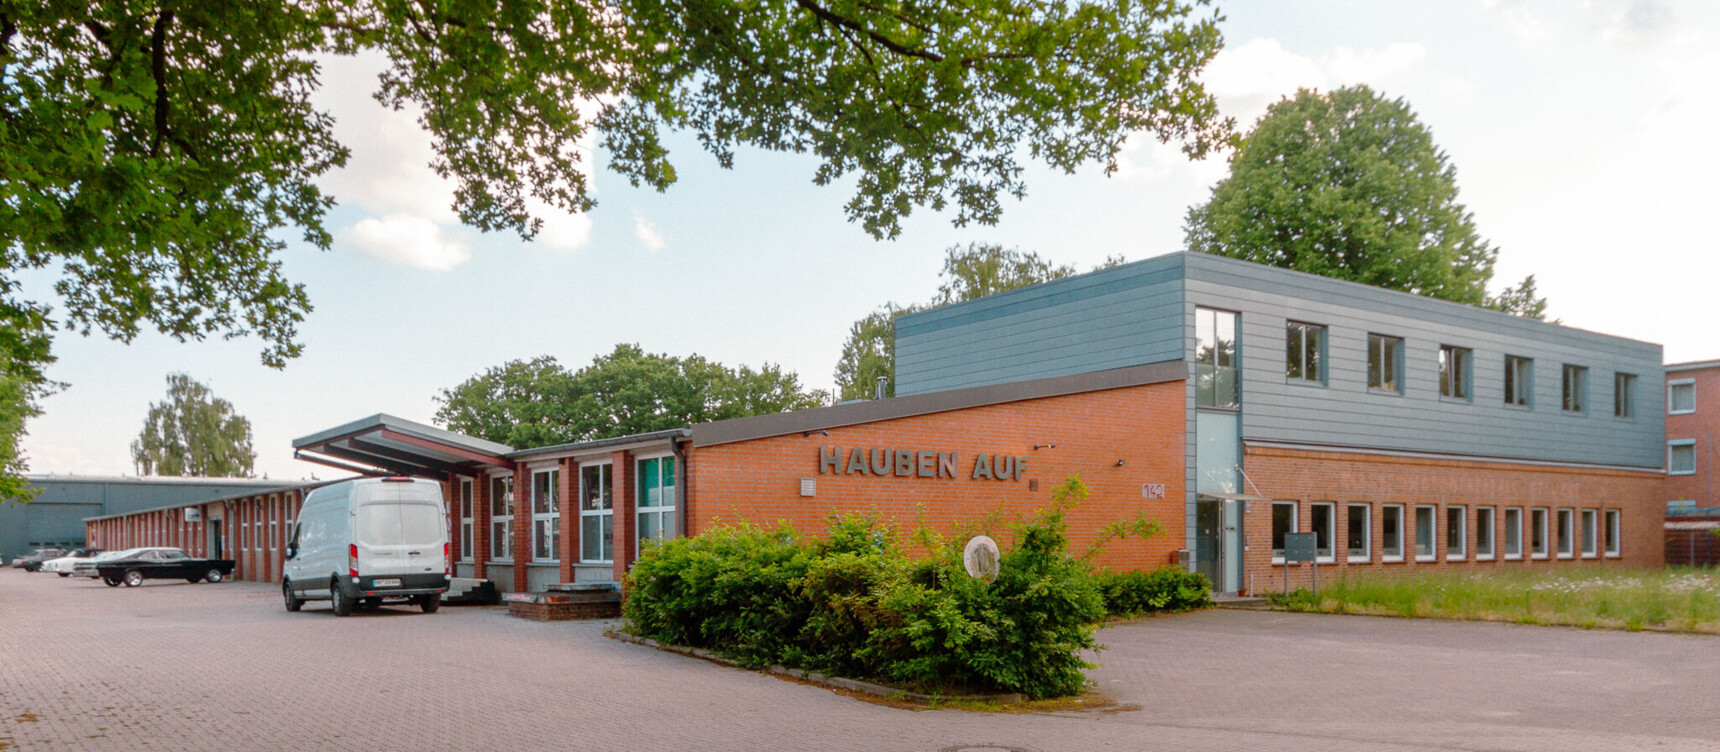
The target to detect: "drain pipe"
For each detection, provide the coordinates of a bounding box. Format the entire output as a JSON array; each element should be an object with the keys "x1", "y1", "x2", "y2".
[{"x1": 671, "y1": 436, "x2": 688, "y2": 539}]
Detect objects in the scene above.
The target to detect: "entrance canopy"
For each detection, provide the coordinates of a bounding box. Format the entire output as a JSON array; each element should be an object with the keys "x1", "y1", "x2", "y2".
[{"x1": 292, "y1": 414, "x2": 514, "y2": 478}]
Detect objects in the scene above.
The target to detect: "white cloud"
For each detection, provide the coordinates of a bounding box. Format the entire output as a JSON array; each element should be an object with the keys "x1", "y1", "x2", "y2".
[
  {"x1": 526, "y1": 197, "x2": 595, "y2": 252},
  {"x1": 1203, "y1": 38, "x2": 1427, "y2": 124},
  {"x1": 1589, "y1": 0, "x2": 1674, "y2": 46},
  {"x1": 633, "y1": 213, "x2": 666, "y2": 251},
  {"x1": 1487, "y1": 0, "x2": 1553, "y2": 42},
  {"x1": 343, "y1": 214, "x2": 471, "y2": 271}
]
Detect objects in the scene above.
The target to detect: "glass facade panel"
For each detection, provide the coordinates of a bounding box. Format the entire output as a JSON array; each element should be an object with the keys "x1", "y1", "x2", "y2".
[{"x1": 1197, "y1": 308, "x2": 1240, "y2": 409}]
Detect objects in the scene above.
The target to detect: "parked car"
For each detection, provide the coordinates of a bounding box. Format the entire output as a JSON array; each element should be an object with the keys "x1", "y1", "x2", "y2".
[
  {"x1": 71, "y1": 549, "x2": 154, "y2": 579},
  {"x1": 14, "y1": 548, "x2": 69, "y2": 572},
  {"x1": 282, "y1": 476, "x2": 449, "y2": 615},
  {"x1": 92, "y1": 548, "x2": 235, "y2": 587},
  {"x1": 40, "y1": 548, "x2": 106, "y2": 576}
]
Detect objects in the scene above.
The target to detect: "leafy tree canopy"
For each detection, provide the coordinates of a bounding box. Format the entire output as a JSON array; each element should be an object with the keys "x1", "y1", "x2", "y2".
[
  {"x1": 1183, "y1": 85, "x2": 1547, "y2": 317},
  {"x1": 436, "y1": 344, "x2": 829, "y2": 447},
  {"x1": 834, "y1": 243, "x2": 1119, "y2": 400},
  {"x1": 130, "y1": 373, "x2": 256, "y2": 477},
  {"x1": 0, "y1": 0, "x2": 1230, "y2": 494}
]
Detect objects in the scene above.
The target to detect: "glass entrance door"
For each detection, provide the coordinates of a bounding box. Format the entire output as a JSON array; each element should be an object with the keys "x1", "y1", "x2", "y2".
[{"x1": 1195, "y1": 496, "x2": 1244, "y2": 595}]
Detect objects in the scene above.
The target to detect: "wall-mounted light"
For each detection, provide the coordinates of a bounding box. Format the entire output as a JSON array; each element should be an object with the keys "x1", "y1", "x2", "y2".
[
  {"x1": 1032, "y1": 443, "x2": 1056, "y2": 450},
  {"x1": 803, "y1": 429, "x2": 829, "y2": 437},
  {"x1": 1115, "y1": 459, "x2": 1126, "y2": 467}
]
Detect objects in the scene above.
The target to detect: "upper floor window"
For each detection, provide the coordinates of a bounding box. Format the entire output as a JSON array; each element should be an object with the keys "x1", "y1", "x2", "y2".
[
  {"x1": 1285, "y1": 321, "x2": 1325, "y2": 385},
  {"x1": 1670, "y1": 379, "x2": 1696, "y2": 414},
  {"x1": 1196, "y1": 308, "x2": 1239, "y2": 409},
  {"x1": 1439, "y1": 345, "x2": 1472, "y2": 401},
  {"x1": 1368, "y1": 334, "x2": 1403, "y2": 393},
  {"x1": 1504, "y1": 355, "x2": 1533, "y2": 407},
  {"x1": 1614, "y1": 373, "x2": 1636, "y2": 419},
  {"x1": 1562, "y1": 364, "x2": 1588, "y2": 414},
  {"x1": 1670, "y1": 440, "x2": 1697, "y2": 475}
]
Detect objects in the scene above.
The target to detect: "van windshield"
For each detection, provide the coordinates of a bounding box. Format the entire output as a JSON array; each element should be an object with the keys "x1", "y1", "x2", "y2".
[{"x1": 358, "y1": 503, "x2": 444, "y2": 547}]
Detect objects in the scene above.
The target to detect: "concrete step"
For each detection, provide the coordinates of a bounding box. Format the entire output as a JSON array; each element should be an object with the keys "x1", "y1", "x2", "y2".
[
  {"x1": 1212, "y1": 596, "x2": 1273, "y2": 610},
  {"x1": 444, "y1": 577, "x2": 498, "y2": 605}
]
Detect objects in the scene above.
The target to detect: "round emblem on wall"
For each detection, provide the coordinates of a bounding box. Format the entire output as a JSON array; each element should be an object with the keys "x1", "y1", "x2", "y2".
[{"x1": 963, "y1": 535, "x2": 1001, "y2": 583}]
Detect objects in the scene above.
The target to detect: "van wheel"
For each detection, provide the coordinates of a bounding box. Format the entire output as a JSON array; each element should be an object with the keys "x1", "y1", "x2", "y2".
[
  {"x1": 204, "y1": 569, "x2": 224, "y2": 584},
  {"x1": 419, "y1": 594, "x2": 441, "y2": 614},
  {"x1": 330, "y1": 579, "x2": 353, "y2": 617},
  {"x1": 283, "y1": 581, "x2": 303, "y2": 612},
  {"x1": 122, "y1": 570, "x2": 144, "y2": 587}
]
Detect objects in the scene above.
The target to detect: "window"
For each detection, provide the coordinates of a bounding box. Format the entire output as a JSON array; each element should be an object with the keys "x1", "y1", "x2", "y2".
[
  {"x1": 1310, "y1": 502, "x2": 1335, "y2": 562},
  {"x1": 269, "y1": 503, "x2": 278, "y2": 551},
  {"x1": 1614, "y1": 373, "x2": 1636, "y2": 419},
  {"x1": 1445, "y1": 506, "x2": 1466, "y2": 560},
  {"x1": 1286, "y1": 322, "x2": 1325, "y2": 384},
  {"x1": 637, "y1": 456, "x2": 678, "y2": 551},
  {"x1": 1368, "y1": 334, "x2": 1404, "y2": 393},
  {"x1": 1581, "y1": 509, "x2": 1598, "y2": 558},
  {"x1": 458, "y1": 479, "x2": 473, "y2": 562},
  {"x1": 1382, "y1": 505, "x2": 1404, "y2": 562},
  {"x1": 1504, "y1": 355, "x2": 1533, "y2": 407},
  {"x1": 1196, "y1": 308, "x2": 1240, "y2": 409},
  {"x1": 1669, "y1": 440, "x2": 1697, "y2": 475},
  {"x1": 1530, "y1": 508, "x2": 1549, "y2": 559},
  {"x1": 1669, "y1": 379, "x2": 1696, "y2": 414},
  {"x1": 1475, "y1": 507, "x2": 1495, "y2": 560},
  {"x1": 1271, "y1": 501, "x2": 1297, "y2": 562},
  {"x1": 253, "y1": 507, "x2": 262, "y2": 551},
  {"x1": 490, "y1": 475, "x2": 514, "y2": 561},
  {"x1": 581, "y1": 464, "x2": 614, "y2": 563},
  {"x1": 1604, "y1": 509, "x2": 1621, "y2": 557},
  {"x1": 1504, "y1": 507, "x2": 1523, "y2": 559},
  {"x1": 1439, "y1": 346, "x2": 1472, "y2": 400},
  {"x1": 1562, "y1": 365, "x2": 1588, "y2": 413},
  {"x1": 1556, "y1": 508, "x2": 1574, "y2": 558},
  {"x1": 1347, "y1": 503, "x2": 1371, "y2": 562},
  {"x1": 1415, "y1": 505, "x2": 1436, "y2": 561},
  {"x1": 531, "y1": 469, "x2": 560, "y2": 562}
]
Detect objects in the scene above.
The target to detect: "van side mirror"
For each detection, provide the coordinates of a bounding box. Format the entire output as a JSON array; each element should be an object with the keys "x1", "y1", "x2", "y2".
[{"x1": 285, "y1": 544, "x2": 297, "y2": 560}]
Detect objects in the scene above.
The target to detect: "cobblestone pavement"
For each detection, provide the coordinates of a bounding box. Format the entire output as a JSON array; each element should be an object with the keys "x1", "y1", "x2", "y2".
[{"x1": 6, "y1": 568, "x2": 1720, "y2": 751}]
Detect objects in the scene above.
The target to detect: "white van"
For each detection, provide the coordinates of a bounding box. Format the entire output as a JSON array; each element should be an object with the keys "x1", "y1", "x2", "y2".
[{"x1": 282, "y1": 477, "x2": 450, "y2": 616}]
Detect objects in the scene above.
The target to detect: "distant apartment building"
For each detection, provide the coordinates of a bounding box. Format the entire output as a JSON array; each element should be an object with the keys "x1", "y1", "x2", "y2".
[{"x1": 1664, "y1": 360, "x2": 1720, "y2": 564}]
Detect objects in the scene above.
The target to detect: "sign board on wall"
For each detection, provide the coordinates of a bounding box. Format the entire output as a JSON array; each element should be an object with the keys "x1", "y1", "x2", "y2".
[{"x1": 817, "y1": 446, "x2": 1028, "y2": 481}]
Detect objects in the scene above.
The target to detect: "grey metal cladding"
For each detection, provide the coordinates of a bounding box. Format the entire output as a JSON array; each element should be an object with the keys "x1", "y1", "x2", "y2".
[{"x1": 895, "y1": 254, "x2": 1189, "y2": 395}]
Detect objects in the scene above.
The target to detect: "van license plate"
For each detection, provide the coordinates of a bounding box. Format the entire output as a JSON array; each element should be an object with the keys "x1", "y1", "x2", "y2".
[{"x1": 373, "y1": 578, "x2": 401, "y2": 587}]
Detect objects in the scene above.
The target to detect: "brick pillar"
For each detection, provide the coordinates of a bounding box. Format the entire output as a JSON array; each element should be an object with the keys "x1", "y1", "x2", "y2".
[
  {"x1": 474, "y1": 475, "x2": 490, "y2": 580},
  {"x1": 612, "y1": 450, "x2": 636, "y2": 582},
  {"x1": 559, "y1": 459, "x2": 578, "y2": 583},
  {"x1": 514, "y1": 466, "x2": 530, "y2": 593}
]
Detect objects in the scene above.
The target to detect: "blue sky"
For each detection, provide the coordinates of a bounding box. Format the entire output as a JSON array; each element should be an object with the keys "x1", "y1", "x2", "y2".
[{"x1": 19, "y1": 0, "x2": 1720, "y2": 481}]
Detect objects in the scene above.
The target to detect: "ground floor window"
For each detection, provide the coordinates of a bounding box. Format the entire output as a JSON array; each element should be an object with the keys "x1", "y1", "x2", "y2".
[
  {"x1": 491, "y1": 475, "x2": 514, "y2": 562},
  {"x1": 532, "y1": 468, "x2": 561, "y2": 562},
  {"x1": 1311, "y1": 502, "x2": 1335, "y2": 562},
  {"x1": 581, "y1": 463, "x2": 614, "y2": 563},
  {"x1": 1271, "y1": 501, "x2": 1297, "y2": 562},
  {"x1": 1415, "y1": 505, "x2": 1437, "y2": 561},
  {"x1": 459, "y1": 478, "x2": 473, "y2": 562},
  {"x1": 1531, "y1": 508, "x2": 1549, "y2": 559},
  {"x1": 1580, "y1": 509, "x2": 1598, "y2": 558},
  {"x1": 1475, "y1": 507, "x2": 1495, "y2": 560},
  {"x1": 637, "y1": 456, "x2": 677, "y2": 552},
  {"x1": 1382, "y1": 505, "x2": 1404, "y2": 562},
  {"x1": 1445, "y1": 506, "x2": 1466, "y2": 560},
  {"x1": 1347, "y1": 504, "x2": 1370, "y2": 562},
  {"x1": 1556, "y1": 508, "x2": 1575, "y2": 558},
  {"x1": 1604, "y1": 509, "x2": 1622, "y2": 557}
]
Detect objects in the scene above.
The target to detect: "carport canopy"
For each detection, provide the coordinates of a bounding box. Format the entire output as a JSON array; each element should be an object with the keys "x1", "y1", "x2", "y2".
[{"x1": 292, "y1": 414, "x2": 514, "y2": 479}]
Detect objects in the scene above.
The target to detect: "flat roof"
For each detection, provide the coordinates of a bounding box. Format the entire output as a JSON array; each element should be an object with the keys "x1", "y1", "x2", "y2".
[
  {"x1": 292, "y1": 413, "x2": 515, "y2": 478},
  {"x1": 1667, "y1": 359, "x2": 1720, "y2": 373},
  {"x1": 83, "y1": 480, "x2": 332, "y2": 522}
]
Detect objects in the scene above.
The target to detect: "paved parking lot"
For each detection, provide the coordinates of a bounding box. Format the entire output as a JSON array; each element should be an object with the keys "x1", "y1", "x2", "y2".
[{"x1": 6, "y1": 568, "x2": 1720, "y2": 751}]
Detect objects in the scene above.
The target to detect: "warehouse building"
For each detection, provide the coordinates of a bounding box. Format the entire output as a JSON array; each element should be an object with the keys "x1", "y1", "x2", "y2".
[
  {"x1": 86, "y1": 252, "x2": 1671, "y2": 594},
  {"x1": 4, "y1": 476, "x2": 279, "y2": 562}
]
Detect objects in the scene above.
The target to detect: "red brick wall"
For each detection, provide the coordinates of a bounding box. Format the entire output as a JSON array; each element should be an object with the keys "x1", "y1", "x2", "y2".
[
  {"x1": 1667, "y1": 366, "x2": 1720, "y2": 506},
  {"x1": 687, "y1": 382, "x2": 1187, "y2": 572},
  {"x1": 1242, "y1": 444, "x2": 1666, "y2": 594}
]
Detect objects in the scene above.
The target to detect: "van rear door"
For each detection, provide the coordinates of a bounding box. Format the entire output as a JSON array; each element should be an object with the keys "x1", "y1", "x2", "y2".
[{"x1": 354, "y1": 481, "x2": 446, "y2": 577}]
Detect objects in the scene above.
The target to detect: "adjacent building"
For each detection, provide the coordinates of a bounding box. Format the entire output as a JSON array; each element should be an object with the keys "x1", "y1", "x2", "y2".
[
  {"x1": 3, "y1": 476, "x2": 279, "y2": 562},
  {"x1": 1664, "y1": 360, "x2": 1720, "y2": 564}
]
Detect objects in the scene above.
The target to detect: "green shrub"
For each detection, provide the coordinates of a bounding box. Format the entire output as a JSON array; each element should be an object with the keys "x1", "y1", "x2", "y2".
[{"x1": 1094, "y1": 568, "x2": 1212, "y2": 616}]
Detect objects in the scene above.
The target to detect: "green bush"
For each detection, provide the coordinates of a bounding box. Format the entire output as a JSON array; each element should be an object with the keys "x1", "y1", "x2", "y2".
[{"x1": 1094, "y1": 568, "x2": 1213, "y2": 616}]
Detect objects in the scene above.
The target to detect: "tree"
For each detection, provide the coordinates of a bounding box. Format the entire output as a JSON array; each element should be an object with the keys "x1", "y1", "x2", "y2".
[
  {"x1": 1184, "y1": 85, "x2": 1546, "y2": 317},
  {"x1": 1, "y1": 0, "x2": 1231, "y2": 493},
  {"x1": 833, "y1": 243, "x2": 1107, "y2": 400},
  {"x1": 435, "y1": 344, "x2": 829, "y2": 447},
  {"x1": 130, "y1": 374, "x2": 256, "y2": 477}
]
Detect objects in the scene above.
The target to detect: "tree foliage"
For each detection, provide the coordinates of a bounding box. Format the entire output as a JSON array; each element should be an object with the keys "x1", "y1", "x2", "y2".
[
  {"x1": 130, "y1": 373, "x2": 256, "y2": 477},
  {"x1": 834, "y1": 243, "x2": 1110, "y2": 400},
  {"x1": 435, "y1": 344, "x2": 829, "y2": 447},
  {"x1": 1184, "y1": 85, "x2": 1547, "y2": 317}
]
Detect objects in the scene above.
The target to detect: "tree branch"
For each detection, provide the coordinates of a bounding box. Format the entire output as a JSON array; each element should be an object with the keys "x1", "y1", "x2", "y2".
[
  {"x1": 149, "y1": 10, "x2": 174, "y2": 158},
  {"x1": 793, "y1": 0, "x2": 942, "y2": 63},
  {"x1": 1, "y1": 14, "x2": 16, "y2": 60}
]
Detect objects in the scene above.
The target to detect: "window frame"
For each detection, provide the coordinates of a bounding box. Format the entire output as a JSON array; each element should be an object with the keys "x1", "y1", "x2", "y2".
[
  {"x1": 1346, "y1": 503, "x2": 1371, "y2": 563},
  {"x1": 1604, "y1": 509, "x2": 1622, "y2": 558},
  {"x1": 1669, "y1": 378, "x2": 1696, "y2": 415},
  {"x1": 1614, "y1": 372, "x2": 1636, "y2": 420},
  {"x1": 1530, "y1": 507, "x2": 1549, "y2": 559},
  {"x1": 1475, "y1": 506, "x2": 1495, "y2": 561},
  {"x1": 1503, "y1": 506, "x2": 1523, "y2": 560},
  {"x1": 1562, "y1": 364, "x2": 1589, "y2": 414},
  {"x1": 1310, "y1": 502, "x2": 1336, "y2": 563},
  {"x1": 1414, "y1": 504, "x2": 1437, "y2": 562},
  {"x1": 1271, "y1": 501, "x2": 1298, "y2": 564},
  {"x1": 1196, "y1": 307, "x2": 1241, "y2": 410},
  {"x1": 1580, "y1": 508, "x2": 1599, "y2": 559},
  {"x1": 1439, "y1": 345, "x2": 1473, "y2": 402},
  {"x1": 1382, "y1": 504, "x2": 1405, "y2": 563},
  {"x1": 1669, "y1": 439, "x2": 1697, "y2": 475},
  {"x1": 1556, "y1": 508, "x2": 1575, "y2": 559},
  {"x1": 458, "y1": 478, "x2": 474, "y2": 563},
  {"x1": 489, "y1": 474, "x2": 514, "y2": 563},
  {"x1": 268, "y1": 502, "x2": 278, "y2": 552},
  {"x1": 579, "y1": 462, "x2": 615, "y2": 564},
  {"x1": 1445, "y1": 505, "x2": 1467, "y2": 560},
  {"x1": 1504, "y1": 355, "x2": 1533, "y2": 408},
  {"x1": 1368, "y1": 333, "x2": 1405, "y2": 394},
  {"x1": 635, "y1": 454, "x2": 679, "y2": 555},
  {"x1": 1285, "y1": 321, "x2": 1327, "y2": 386},
  {"x1": 530, "y1": 468, "x2": 561, "y2": 563}
]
